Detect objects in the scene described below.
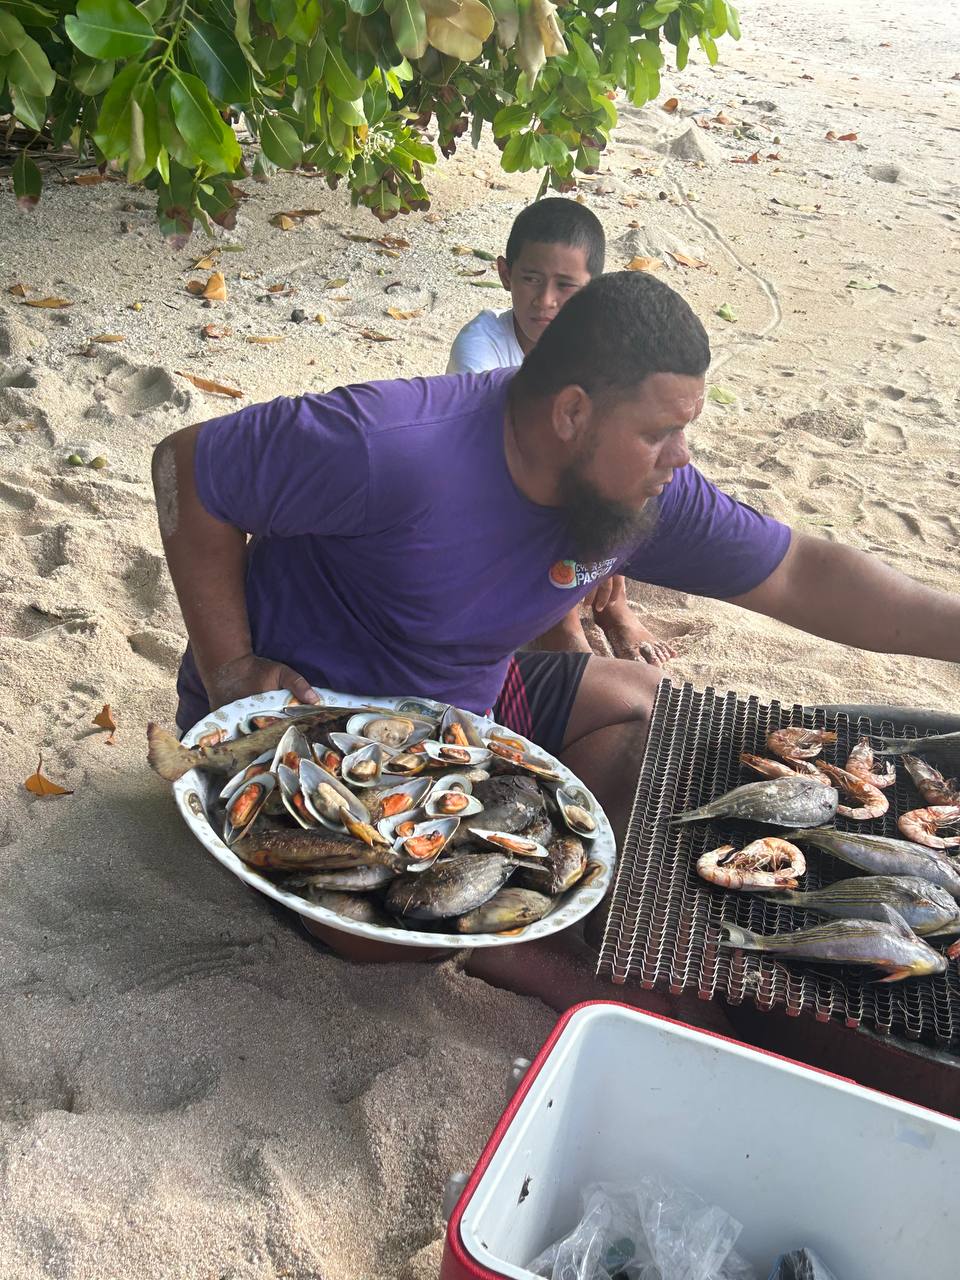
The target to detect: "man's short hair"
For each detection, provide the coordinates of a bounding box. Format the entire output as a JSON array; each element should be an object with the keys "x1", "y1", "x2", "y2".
[
  {"x1": 514, "y1": 271, "x2": 710, "y2": 399},
  {"x1": 505, "y1": 198, "x2": 605, "y2": 278}
]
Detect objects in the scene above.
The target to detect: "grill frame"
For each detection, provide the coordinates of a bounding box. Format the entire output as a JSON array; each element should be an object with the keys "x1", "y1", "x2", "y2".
[{"x1": 597, "y1": 680, "x2": 960, "y2": 1050}]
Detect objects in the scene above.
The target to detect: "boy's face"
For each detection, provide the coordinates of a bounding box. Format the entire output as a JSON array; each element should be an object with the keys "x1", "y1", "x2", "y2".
[{"x1": 498, "y1": 240, "x2": 593, "y2": 352}]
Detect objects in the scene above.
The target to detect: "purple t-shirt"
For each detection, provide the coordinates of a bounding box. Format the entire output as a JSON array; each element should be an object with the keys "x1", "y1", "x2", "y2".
[{"x1": 175, "y1": 370, "x2": 790, "y2": 729}]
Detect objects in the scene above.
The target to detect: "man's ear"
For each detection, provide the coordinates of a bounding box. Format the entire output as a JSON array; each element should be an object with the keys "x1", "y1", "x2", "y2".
[
  {"x1": 496, "y1": 256, "x2": 511, "y2": 291},
  {"x1": 551, "y1": 385, "x2": 592, "y2": 446}
]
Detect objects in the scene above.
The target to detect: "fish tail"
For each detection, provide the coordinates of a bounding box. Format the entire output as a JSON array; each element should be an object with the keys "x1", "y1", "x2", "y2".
[
  {"x1": 719, "y1": 921, "x2": 766, "y2": 951},
  {"x1": 759, "y1": 890, "x2": 802, "y2": 906},
  {"x1": 146, "y1": 723, "x2": 197, "y2": 781},
  {"x1": 670, "y1": 807, "x2": 708, "y2": 824}
]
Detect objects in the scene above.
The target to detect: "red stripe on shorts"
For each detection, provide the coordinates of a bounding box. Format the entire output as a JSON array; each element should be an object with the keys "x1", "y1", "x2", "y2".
[{"x1": 495, "y1": 656, "x2": 533, "y2": 740}]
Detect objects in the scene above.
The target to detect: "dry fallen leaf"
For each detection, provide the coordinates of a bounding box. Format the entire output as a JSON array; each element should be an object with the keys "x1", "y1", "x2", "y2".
[
  {"x1": 668, "y1": 251, "x2": 708, "y2": 269},
  {"x1": 192, "y1": 253, "x2": 219, "y2": 270},
  {"x1": 662, "y1": 97, "x2": 679, "y2": 113},
  {"x1": 271, "y1": 209, "x2": 323, "y2": 230},
  {"x1": 359, "y1": 329, "x2": 396, "y2": 341},
  {"x1": 8, "y1": 283, "x2": 28, "y2": 297},
  {"x1": 713, "y1": 112, "x2": 733, "y2": 125},
  {"x1": 24, "y1": 755, "x2": 73, "y2": 797},
  {"x1": 73, "y1": 173, "x2": 105, "y2": 186},
  {"x1": 837, "y1": 132, "x2": 858, "y2": 142},
  {"x1": 92, "y1": 334, "x2": 124, "y2": 343},
  {"x1": 626, "y1": 256, "x2": 662, "y2": 272},
  {"x1": 457, "y1": 268, "x2": 488, "y2": 277},
  {"x1": 92, "y1": 703, "x2": 117, "y2": 742},
  {"x1": 385, "y1": 306, "x2": 425, "y2": 320},
  {"x1": 324, "y1": 278, "x2": 349, "y2": 290},
  {"x1": 186, "y1": 280, "x2": 205, "y2": 295},
  {"x1": 800, "y1": 72, "x2": 814, "y2": 80},
  {"x1": 177, "y1": 371, "x2": 243, "y2": 398},
  {"x1": 732, "y1": 151, "x2": 761, "y2": 164},
  {"x1": 379, "y1": 234, "x2": 410, "y2": 250},
  {"x1": 25, "y1": 297, "x2": 73, "y2": 308},
  {"x1": 201, "y1": 324, "x2": 232, "y2": 339},
  {"x1": 203, "y1": 272, "x2": 227, "y2": 301},
  {"x1": 246, "y1": 335, "x2": 284, "y2": 343},
  {"x1": 271, "y1": 214, "x2": 296, "y2": 231},
  {"x1": 267, "y1": 282, "x2": 292, "y2": 294}
]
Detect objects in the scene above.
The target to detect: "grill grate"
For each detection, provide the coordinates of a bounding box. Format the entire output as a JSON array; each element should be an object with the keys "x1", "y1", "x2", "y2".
[{"x1": 597, "y1": 680, "x2": 960, "y2": 1050}]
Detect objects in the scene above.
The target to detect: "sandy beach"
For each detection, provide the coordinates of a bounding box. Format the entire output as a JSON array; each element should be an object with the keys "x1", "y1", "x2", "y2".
[{"x1": 2, "y1": 0, "x2": 959, "y2": 1274}]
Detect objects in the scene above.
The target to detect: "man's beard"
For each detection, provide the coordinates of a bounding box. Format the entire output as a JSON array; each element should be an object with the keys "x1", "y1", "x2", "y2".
[{"x1": 558, "y1": 465, "x2": 659, "y2": 563}]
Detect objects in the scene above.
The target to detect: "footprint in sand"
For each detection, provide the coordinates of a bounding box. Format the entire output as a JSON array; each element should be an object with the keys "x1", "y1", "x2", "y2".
[{"x1": 104, "y1": 362, "x2": 189, "y2": 416}]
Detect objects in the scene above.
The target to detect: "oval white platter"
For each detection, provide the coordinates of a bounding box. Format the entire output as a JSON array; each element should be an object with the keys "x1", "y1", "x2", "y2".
[{"x1": 174, "y1": 688, "x2": 615, "y2": 950}]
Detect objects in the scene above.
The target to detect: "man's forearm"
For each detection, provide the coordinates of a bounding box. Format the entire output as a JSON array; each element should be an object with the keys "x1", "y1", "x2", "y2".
[
  {"x1": 152, "y1": 425, "x2": 253, "y2": 687},
  {"x1": 732, "y1": 534, "x2": 960, "y2": 662}
]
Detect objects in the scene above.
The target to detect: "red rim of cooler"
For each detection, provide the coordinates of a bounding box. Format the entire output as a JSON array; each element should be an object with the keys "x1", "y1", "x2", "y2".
[{"x1": 442, "y1": 998, "x2": 947, "y2": 1280}]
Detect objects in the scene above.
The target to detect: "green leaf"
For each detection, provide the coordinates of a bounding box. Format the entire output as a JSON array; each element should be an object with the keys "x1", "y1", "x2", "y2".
[
  {"x1": 169, "y1": 71, "x2": 242, "y2": 172},
  {"x1": 698, "y1": 31, "x2": 718, "y2": 64},
  {"x1": 0, "y1": 10, "x2": 27, "y2": 54},
  {"x1": 127, "y1": 87, "x2": 159, "y2": 180},
  {"x1": 233, "y1": 0, "x2": 263, "y2": 72},
  {"x1": 536, "y1": 132, "x2": 568, "y2": 167},
  {"x1": 347, "y1": 0, "x2": 382, "y2": 12},
  {"x1": 92, "y1": 58, "x2": 142, "y2": 154},
  {"x1": 322, "y1": 37, "x2": 365, "y2": 99},
  {"x1": 65, "y1": 0, "x2": 155, "y2": 59},
  {"x1": 13, "y1": 150, "x2": 42, "y2": 206},
  {"x1": 260, "y1": 112, "x2": 302, "y2": 167},
  {"x1": 847, "y1": 278, "x2": 879, "y2": 290},
  {"x1": 137, "y1": 0, "x2": 166, "y2": 21},
  {"x1": 725, "y1": 1, "x2": 740, "y2": 40},
  {"x1": 72, "y1": 54, "x2": 114, "y2": 93},
  {"x1": 4, "y1": 32, "x2": 55, "y2": 95},
  {"x1": 342, "y1": 11, "x2": 376, "y2": 79},
  {"x1": 716, "y1": 302, "x2": 737, "y2": 322},
  {"x1": 501, "y1": 131, "x2": 524, "y2": 172},
  {"x1": 10, "y1": 82, "x2": 46, "y2": 130},
  {"x1": 707, "y1": 384, "x2": 736, "y2": 405},
  {"x1": 187, "y1": 19, "x2": 251, "y2": 103},
  {"x1": 330, "y1": 93, "x2": 365, "y2": 126},
  {"x1": 385, "y1": 0, "x2": 427, "y2": 61},
  {"x1": 568, "y1": 31, "x2": 598, "y2": 77},
  {"x1": 284, "y1": 0, "x2": 322, "y2": 44},
  {"x1": 492, "y1": 102, "x2": 532, "y2": 137},
  {"x1": 2, "y1": 0, "x2": 56, "y2": 31}
]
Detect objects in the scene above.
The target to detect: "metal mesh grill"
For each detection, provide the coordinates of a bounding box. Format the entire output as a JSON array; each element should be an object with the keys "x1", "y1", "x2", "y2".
[{"x1": 597, "y1": 680, "x2": 960, "y2": 1050}]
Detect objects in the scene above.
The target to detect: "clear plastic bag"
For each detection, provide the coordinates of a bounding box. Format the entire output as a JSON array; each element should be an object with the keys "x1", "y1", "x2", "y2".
[{"x1": 527, "y1": 1176, "x2": 757, "y2": 1280}]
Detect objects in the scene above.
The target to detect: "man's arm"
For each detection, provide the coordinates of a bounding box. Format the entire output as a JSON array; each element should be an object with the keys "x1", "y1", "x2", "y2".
[
  {"x1": 729, "y1": 531, "x2": 960, "y2": 662},
  {"x1": 152, "y1": 425, "x2": 320, "y2": 710}
]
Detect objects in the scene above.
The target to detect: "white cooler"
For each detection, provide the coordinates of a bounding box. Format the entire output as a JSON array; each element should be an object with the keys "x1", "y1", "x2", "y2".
[{"x1": 442, "y1": 1001, "x2": 960, "y2": 1279}]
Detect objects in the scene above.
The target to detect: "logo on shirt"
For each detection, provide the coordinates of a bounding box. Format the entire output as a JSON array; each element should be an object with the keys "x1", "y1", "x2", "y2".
[{"x1": 548, "y1": 557, "x2": 618, "y2": 589}]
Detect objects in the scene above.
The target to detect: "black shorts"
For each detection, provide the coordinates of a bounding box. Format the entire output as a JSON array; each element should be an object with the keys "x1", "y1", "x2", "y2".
[{"x1": 492, "y1": 651, "x2": 589, "y2": 758}]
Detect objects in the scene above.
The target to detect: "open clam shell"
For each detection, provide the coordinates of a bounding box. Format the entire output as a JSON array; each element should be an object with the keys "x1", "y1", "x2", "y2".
[
  {"x1": 270, "y1": 726, "x2": 313, "y2": 775},
  {"x1": 400, "y1": 816, "x2": 460, "y2": 871},
  {"x1": 300, "y1": 758, "x2": 370, "y2": 829},
  {"x1": 381, "y1": 748, "x2": 428, "y2": 777},
  {"x1": 345, "y1": 712, "x2": 435, "y2": 750},
  {"x1": 223, "y1": 772, "x2": 276, "y2": 845},
  {"x1": 425, "y1": 776, "x2": 483, "y2": 819},
  {"x1": 377, "y1": 808, "x2": 426, "y2": 846},
  {"x1": 371, "y1": 777, "x2": 434, "y2": 821},
  {"x1": 423, "y1": 741, "x2": 492, "y2": 768},
  {"x1": 277, "y1": 763, "x2": 320, "y2": 829},
  {"x1": 218, "y1": 750, "x2": 273, "y2": 804},
  {"x1": 328, "y1": 730, "x2": 378, "y2": 756},
  {"x1": 341, "y1": 743, "x2": 388, "y2": 789},
  {"x1": 469, "y1": 828, "x2": 550, "y2": 859},
  {"x1": 554, "y1": 786, "x2": 599, "y2": 840},
  {"x1": 312, "y1": 743, "x2": 343, "y2": 776},
  {"x1": 439, "y1": 705, "x2": 485, "y2": 749}
]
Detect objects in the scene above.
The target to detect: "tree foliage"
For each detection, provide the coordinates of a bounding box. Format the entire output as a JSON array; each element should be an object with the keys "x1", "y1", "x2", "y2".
[{"x1": 0, "y1": 0, "x2": 740, "y2": 235}]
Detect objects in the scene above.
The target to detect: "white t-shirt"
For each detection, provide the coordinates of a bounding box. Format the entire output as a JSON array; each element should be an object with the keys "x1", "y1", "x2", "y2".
[{"x1": 446, "y1": 308, "x2": 525, "y2": 374}]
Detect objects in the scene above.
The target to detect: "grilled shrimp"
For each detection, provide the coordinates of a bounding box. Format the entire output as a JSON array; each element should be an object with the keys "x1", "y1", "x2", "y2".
[
  {"x1": 903, "y1": 756, "x2": 960, "y2": 807},
  {"x1": 845, "y1": 736, "x2": 896, "y2": 789},
  {"x1": 766, "y1": 727, "x2": 837, "y2": 765},
  {"x1": 816, "y1": 762, "x2": 889, "y2": 820},
  {"x1": 740, "y1": 752, "x2": 826, "y2": 781},
  {"x1": 697, "y1": 838, "x2": 806, "y2": 891},
  {"x1": 897, "y1": 805, "x2": 960, "y2": 850}
]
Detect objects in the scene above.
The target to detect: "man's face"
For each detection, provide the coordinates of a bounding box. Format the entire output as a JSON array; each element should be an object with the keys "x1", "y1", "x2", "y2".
[
  {"x1": 498, "y1": 241, "x2": 593, "y2": 351},
  {"x1": 557, "y1": 372, "x2": 705, "y2": 560}
]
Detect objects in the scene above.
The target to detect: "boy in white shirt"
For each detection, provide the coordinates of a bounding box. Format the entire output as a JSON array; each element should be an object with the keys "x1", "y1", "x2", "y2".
[{"x1": 448, "y1": 199, "x2": 674, "y2": 665}]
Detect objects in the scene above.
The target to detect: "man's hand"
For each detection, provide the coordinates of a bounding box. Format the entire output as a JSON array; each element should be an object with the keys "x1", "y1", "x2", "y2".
[{"x1": 204, "y1": 653, "x2": 321, "y2": 713}]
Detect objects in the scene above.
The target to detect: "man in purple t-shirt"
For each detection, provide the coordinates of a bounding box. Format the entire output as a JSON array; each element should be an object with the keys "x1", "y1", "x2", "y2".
[{"x1": 154, "y1": 272, "x2": 959, "y2": 846}]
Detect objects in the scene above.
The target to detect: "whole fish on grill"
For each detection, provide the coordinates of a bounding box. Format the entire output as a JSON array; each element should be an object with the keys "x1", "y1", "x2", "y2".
[
  {"x1": 762, "y1": 876, "x2": 960, "y2": 936},
  {"x1": 720, "y1": 904, "x2": 947, "y2": 982},
  {"x1": 450, "y1": 774, "x2": 544, "y2": 846},
  {"x1": 875, "y1": 729, "x2": 960, "y2": 756},
  {"x1": 672, "y1": 777, "x2": 838, "y2": 828},
  {"x1": 147, "y1": 708, "x2": 355, "y2": 781},
  {"x1": 782, "y1": 827, "x2": 960, "y2": 900}
]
